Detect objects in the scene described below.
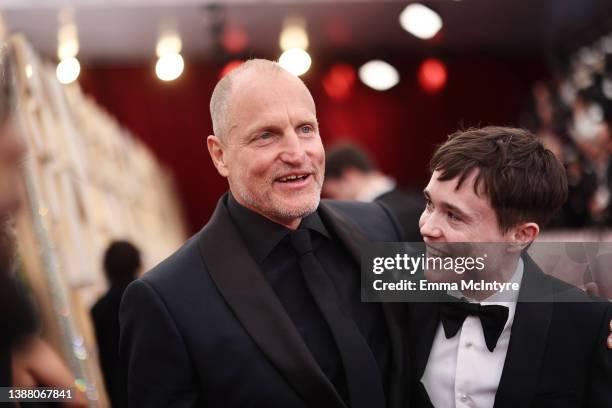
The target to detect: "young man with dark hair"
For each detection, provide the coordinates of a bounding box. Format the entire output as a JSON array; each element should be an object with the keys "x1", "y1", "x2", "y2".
[{"x1": 409, "y1": 126, "x2": 612, "y2": 407}]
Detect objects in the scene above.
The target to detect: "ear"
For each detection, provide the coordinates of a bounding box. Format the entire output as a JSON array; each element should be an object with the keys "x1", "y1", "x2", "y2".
[
  {"x1": 207, "y1": 135, "x2": 229, "y2": 177},
  {"x1": 507, "y1": 222, "x2": 539, "y2": 252}
]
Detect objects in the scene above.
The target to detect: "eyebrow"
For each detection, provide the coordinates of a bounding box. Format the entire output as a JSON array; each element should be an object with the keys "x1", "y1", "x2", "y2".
[
  {"x1": 248, "y1": 123, "x2": 284, "y2": 135},
  {"x1": 423, "y1": 189, "x2": 472, "y2": 221},
  {"x1": 246, "y1": 117, "x2": 318, "y2": 136}
]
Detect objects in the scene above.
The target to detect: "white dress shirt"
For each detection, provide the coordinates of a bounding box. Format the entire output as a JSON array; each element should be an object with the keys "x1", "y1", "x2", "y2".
[
  {"x1": 421, "y1": 259, "x2": 524, "y2": 408},
  {"x1": 355, "y1": 175, "x2": 396, "y2": 202}
]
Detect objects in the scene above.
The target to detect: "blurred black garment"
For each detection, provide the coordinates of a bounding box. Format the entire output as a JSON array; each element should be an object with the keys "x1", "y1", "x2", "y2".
[
  {"x1": 0, "y1": 274, "x2": 39, "y2": 347},
  {"x1": 0, "y1": 342, "x2": 10, "y2": 389},
  {"x1": 91, "y1": 282, "x2": 131, "y2": 407},
  {"x1": 91, "y1": 240, "x2": 140, "y2": 407},
  {"x1": 375, "y1": 188, "x2": 425, "y2": 242},
  {"x1": 0, "y1": 217, "x2": 37, "y2": 407},
  {"x1": 0, "y1": 269, "x2": 39, "y2": 406}
]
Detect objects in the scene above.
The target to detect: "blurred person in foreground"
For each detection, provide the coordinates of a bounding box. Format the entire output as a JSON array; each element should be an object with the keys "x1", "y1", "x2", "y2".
[
  {"x1": 119, "y1": 59, "x2": 406, "y2": 407},
  {"x1": 91, "y1": 240, "x2": 140, "y2": 407},
  {"x1": 0, "y1": 42, "x2": 86, "y2": 407},
  {"x1": 323, "y1": 143, "x2": 424, "y2": 242},
  {"x1": 407, "y1": 127, "x2": 612, "y2": 407}
]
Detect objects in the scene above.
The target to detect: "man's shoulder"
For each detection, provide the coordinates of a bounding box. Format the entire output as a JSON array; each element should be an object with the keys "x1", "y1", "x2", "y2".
[
  {"x1": 376, "y1": 188, "x2": 424, "y2": 207},
  {"x1": 320, "y1": 198, "x2": 384, "y2": 212},
  {"x1": 526, "y1": 265, "x2": 611, "y2": 323},
  {"x1": 319, "y1": 199, "x2": 402, "y2": 241},
  {"x1": 140, "y1": 230, "x2": 206, "y2": 289}
]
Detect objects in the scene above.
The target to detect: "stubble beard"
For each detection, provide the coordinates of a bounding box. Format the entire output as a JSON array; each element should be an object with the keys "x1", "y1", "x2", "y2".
[{"x1": 233, "y1": 175, "x2": 322, "y2": 224}]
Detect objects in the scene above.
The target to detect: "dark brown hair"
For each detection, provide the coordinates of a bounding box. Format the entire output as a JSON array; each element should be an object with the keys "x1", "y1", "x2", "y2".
[
  {"x1": 325, "y1": 144, "x2": 374, "y2": 179},
  {"x1": 430, "y1": 126, "x2": 568, "y2": 231},
  {"x1": 104, "y1": 240, "x2": 141, "y2": 285}
]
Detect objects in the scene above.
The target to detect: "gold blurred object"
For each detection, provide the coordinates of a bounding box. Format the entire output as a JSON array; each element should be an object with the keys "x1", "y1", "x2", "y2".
[{"x1": 8, "y1": 34, "x2": 187, "y2": 407}]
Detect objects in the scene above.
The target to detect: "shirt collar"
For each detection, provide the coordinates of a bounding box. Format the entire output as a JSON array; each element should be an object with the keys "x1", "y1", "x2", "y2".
[
  {"x1": 226, "y1": 192, "x2": 331, "y2": 264},
  {"x1": 447, "y1": 257, "x2": 523, "y2": 332},
  {"x1": 447, "y1": 257, "x2": 524, "y2": 305},
  {"x1": 355, "y1": 175, "x2": 396, "y2": 202}
]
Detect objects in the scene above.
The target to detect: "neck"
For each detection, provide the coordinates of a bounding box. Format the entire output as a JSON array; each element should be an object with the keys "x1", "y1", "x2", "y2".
[
  {"x1": 277, "y1": 217, "x2": 301, "y2": 230},
  {"x1": 460, "y1": 254, "x2": 520, "y2": 301}
]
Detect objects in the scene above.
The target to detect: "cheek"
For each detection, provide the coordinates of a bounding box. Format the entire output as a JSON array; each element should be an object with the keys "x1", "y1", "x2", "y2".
[
  {"x1": 307, "y1": 138, "x2": 325, "y2": 166},
  {"x1": 474, "y1": 217, "x2": 506, "y2": 241},
  {"x1": 418, "y1": 210, "x2": 429, "y2": 228},
  {"x1": 240, "y1": 154, "x2": 276, "y2": 183}
]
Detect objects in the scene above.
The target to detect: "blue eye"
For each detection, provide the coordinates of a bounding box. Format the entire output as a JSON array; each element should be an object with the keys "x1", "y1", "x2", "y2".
[
  {"x1": 260, "y1": 132, "x2": 273, "y2": 139},
  {"x1": 300, "y1": 125, "x2": 313, "y2": 134}
]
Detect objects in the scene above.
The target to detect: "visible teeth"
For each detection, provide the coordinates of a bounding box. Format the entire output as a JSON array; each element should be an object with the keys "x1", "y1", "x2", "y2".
[{"x1": 280, "y1": 174, "x2": 306, "y2": 182}]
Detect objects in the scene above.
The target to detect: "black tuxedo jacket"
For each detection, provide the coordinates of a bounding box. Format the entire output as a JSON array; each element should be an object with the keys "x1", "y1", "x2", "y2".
[
  {"x1": 406, "y1": 254, "x2": 612, "y2": 408},
  {"x1": 119, "y1": 194, "x2": 408, "y2": 407},
  {"x1": 375, "y1": 188, "x2": 424, "y2": 243}
]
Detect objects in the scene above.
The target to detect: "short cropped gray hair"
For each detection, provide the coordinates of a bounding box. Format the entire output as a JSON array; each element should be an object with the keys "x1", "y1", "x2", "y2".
[{"x1": 209, "y1": 59, "x2": 284, "y2": 142}]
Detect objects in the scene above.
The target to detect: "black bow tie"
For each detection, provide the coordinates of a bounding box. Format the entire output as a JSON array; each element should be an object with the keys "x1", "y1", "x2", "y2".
[{"x1": 439, "y1": 299, "x2": 509, "y2": 352}]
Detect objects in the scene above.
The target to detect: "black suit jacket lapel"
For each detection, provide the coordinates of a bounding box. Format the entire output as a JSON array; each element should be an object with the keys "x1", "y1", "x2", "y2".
[
  {"x1": 494, "y1": 254, "x2": 553, "y2": 408},
  {"x1": 318, "y1": 202, "x2": 407, "y2": 408},
  {"x1": 407, "y1": 301, "x2": 440, "y2": 381},
  {"x1": 198, "y1": 195, "x2": 346, "y2": 408}
]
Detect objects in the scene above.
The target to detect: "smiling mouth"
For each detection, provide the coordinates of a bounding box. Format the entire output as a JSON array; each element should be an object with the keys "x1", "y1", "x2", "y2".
[{"x1": 276, "y1": 174, "x2": 311, "y2": 183}]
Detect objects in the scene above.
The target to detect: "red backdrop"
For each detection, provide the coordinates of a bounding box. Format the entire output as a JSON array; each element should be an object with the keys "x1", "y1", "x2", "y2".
[{"x1": 80, "y1": 54, "x2": 547, "y2": 234}]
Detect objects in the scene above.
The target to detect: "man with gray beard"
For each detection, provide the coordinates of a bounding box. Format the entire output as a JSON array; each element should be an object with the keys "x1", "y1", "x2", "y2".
[{"x1": 119, "y1": 59, "x2": 407, "y2": 408}]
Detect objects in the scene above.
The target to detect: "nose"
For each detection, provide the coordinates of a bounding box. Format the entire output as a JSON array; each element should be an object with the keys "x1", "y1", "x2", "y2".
[
  {"x1": 279, "y1": 130, "x2": 307, "y2": 165},
  {"x1": 419, "y1": 211, "x2": 443, "y2": 242}
]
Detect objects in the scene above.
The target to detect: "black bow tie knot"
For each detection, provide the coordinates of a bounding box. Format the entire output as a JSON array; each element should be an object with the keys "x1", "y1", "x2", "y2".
[{"x1": 439, "y1": 299, "x2": 509, "y2": 352}]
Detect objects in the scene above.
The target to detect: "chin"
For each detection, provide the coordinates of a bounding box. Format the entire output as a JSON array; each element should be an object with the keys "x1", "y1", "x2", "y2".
[{"x1": 273, "y1": 195, "x2": 320, "y2": 219}]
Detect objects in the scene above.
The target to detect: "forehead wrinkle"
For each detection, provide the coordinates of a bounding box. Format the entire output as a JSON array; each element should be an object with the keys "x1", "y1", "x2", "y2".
[
  {"x1": 221, "y1": 63, "x2": 316, "y2": 141},
  {"x1": 243, "y1": 109, "x2": 316, "y2": 141}
]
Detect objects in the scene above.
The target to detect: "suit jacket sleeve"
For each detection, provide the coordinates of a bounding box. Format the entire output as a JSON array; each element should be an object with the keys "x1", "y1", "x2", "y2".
[
  {"x1": 375, "y1": 201, "x2": 405, "y2": 242},
  {"x1": 588, "y1": 303, "x2": 612, "y2": 407},
  {"x1": 119, "y1": 279, "x2": 199, "y2": 407}
]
